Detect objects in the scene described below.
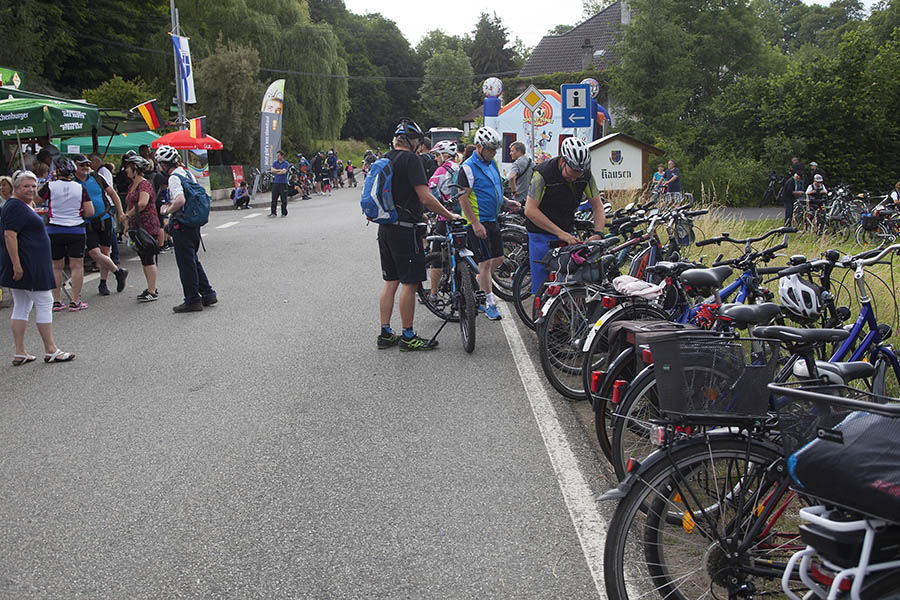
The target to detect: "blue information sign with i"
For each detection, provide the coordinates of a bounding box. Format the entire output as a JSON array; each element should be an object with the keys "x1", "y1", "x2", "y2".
[{"x1": 561, "y1": 83, "x2": 592, "y2": 128}]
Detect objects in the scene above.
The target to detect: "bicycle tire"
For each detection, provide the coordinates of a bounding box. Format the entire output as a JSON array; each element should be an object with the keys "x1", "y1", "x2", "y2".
[
  {"x1": 492, "y1": 228, "x2": 528, "y2": 302},
  {"x1": 511, "y1": 262, "x2": 536, "y2": 331},
  {"x1": 604, "y1": 437, "x2": 796, "y2": 600},
  {"x1": 589, "y1": 347, "x2": 636, "y2": 463},
  {"x1": 852, "y1": 570, "x2": 900, "y2": 599},
  {"x1": 458, "y1": 260, "x2": 477, "y2": 353},
  {"x1": 538, "y1": 286, "x2": 591, "y2": 400},
  {"x1": 418, "y1": 252, "x2": 459, "y2": 322},
  {"x1": 855, "y1": 222, "x2": 889, "y2": 249}
]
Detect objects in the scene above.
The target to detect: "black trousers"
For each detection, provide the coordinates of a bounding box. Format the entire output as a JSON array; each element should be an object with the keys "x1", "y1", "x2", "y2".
[{"x1": 271, "y1": 183, "x2": 288, "y2": 215}]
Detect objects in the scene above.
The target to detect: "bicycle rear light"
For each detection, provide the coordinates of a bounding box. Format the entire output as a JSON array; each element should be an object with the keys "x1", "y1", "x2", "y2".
[
  {"x1": 641, "y1": 348, "x2": 653, "y2": 364},
  {"x1": 611, "y1": 380, "x2": 627, "y2": 404},
  {"x1": 602, "y1": 295, "x2": 617, "y2": 309},
  {"x1": 625, "y1": 457, "x2": 641, "y2": 474},
  {"x1": 547, "y1": 285, "x2": 561, "y2": 296},
  {"x1": 548, "y1": 272, "x2": 556, "y2": 282},
  {"x1": 652, "y1": 426, "x2": 666, "y2": 447},
  {"x1": 590, "y1": 370, "x2": 605, "y2": 394}
]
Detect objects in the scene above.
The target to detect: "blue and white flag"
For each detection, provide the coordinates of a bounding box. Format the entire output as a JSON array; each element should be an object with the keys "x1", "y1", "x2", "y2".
[{"x1": 170, "y1": 34, "x2": 197, "y2": 104}]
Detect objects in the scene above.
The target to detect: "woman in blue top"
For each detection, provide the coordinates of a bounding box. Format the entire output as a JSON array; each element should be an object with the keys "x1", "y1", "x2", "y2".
[{"x1": 1, "y1": 171, "x2": 75, "y2": 364}]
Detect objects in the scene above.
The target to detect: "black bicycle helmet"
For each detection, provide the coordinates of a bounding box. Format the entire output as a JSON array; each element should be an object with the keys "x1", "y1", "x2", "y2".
[
  {"x1": 54, "y1": 156, "x2": 77, "y2": 178},
  {"x1": 394, "y1": 117, "x2": 424, "y2": 140}
]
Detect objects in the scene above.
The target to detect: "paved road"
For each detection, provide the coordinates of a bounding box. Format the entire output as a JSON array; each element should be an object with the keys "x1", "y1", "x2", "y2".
[{"x1": 1, "y1": 187, "x2": 616, "y2": 599}]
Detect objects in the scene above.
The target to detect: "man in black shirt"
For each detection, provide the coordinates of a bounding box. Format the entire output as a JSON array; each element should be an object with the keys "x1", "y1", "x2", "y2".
[{"x1": 377, "y1": 118, "x2": 458, "y2": 352}]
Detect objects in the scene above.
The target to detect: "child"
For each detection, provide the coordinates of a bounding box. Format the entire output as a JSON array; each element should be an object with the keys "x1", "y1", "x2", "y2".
[
  {"x1": 321, "y1": 175, "x2": 332, "y2": 195},
  {"x1": 346, "y1": 161, "x2": 357, "y2": 187},
  {"x1": 234, "y1": 181, "x2": 250, "y2": 209}
]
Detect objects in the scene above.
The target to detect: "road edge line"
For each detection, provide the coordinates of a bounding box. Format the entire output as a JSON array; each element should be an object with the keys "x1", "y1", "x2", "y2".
[{"x1": 497, "y1": 303, "x2": 608, "y2": 599}]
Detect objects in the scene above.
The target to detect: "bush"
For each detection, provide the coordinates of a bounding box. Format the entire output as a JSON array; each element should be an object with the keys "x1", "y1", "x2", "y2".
[{"x1": 687, "y1": 153, "x2": 766, "y2": 206}]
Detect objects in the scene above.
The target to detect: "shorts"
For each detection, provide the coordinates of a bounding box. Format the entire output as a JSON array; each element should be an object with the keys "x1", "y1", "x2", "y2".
[
  {"x1": 85, "y1": 219, "x2": 114, "y2": 250},
  {"x1": 378, "y1": 224, "x2": 426, "y2": 284},
  {"x1": 49, "y1": 232, "x2": 86, "y2": 260},
  {"x1": 466, "y1": 220, "x2": 503, "y2": 264},
  {"x1": 137, "y1": 250, "x2": 156, "y2": 267}
]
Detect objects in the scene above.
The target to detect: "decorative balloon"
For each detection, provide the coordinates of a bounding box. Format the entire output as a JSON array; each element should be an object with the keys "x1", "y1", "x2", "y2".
[
  {"x1": 482, "y1": 77, "x2": 503, "y2": 98},
  {"x1": 580, "y1": 78, "x2": 600, "y2": 99}
]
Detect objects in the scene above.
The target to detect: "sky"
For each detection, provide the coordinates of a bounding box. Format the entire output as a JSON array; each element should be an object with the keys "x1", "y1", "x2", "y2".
[{"x1": 341, "y1": 0, "x2": 881, "y2": 50}]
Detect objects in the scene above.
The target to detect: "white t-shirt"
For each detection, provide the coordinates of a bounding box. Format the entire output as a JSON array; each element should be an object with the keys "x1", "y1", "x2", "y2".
[
  {"x1": 167, "y1": 166, "x2": 197, "y2": 204},
  {"x1": 44, "y1": 180, "x2": 90, "y2": 227}
]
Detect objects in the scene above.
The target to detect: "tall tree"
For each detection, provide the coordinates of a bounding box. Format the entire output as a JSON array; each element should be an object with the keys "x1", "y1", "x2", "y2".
[
  {"x1": 416, "y1": 50, "x2": 474, "y2": 128},
  {"x1": 416, "y1": 30, "x2": 466, "y2": 63},
  {"x1": 468, "y1": 13, "x2": 517, "y2": 75},
  {"x1": 583, "y1": 0, "x2": 615, "y2": 18}
]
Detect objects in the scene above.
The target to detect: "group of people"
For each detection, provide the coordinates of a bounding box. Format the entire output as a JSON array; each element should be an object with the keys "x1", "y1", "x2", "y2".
[
  {"x1": 266, "y1": 149, "x2": 358, "y2": 217},
  {"x1": 650, "y1": 160, "x2": 683, "y2": 201},
  {"x1": 780, "y1": 157, "x2": 829, "y2": 225},
  {"x1": 373, "y1": 118, "x2": 604, "y2": 351},
  {"x1": 1, "y1": 143, "x2": 217, "y2": 366}
]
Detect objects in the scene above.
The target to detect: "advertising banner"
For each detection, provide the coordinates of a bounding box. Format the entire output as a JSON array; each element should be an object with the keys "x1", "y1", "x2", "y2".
[
  {"x1": 258, "y1": 79, "x2": 285, "y2": 173},
  {"x1": 231, "y1": 165, "x2": 245, "y2": 186},
  {"x1": 170, "y1": 34, "x2": 197, "y2": 104},
  {"x1": 187, "y1": 148, "x2": 211, "y2": 195}
]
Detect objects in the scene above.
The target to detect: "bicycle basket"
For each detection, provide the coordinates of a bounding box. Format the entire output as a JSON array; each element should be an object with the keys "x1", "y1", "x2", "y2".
[
  {"x1": 861, "y1": 213, "x2": 879, "y2": 231},
  {"x1": 650, "y1": 334, "x2": 780, "y2": 423},
  {"x1": 770, "y1": 382, "x2": 900, "y2": 523}
]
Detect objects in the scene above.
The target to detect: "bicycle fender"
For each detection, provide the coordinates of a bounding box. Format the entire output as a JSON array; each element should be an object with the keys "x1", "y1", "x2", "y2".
[
  {"x1": 582, "y1": 304, "x2": 626, "y2": 352},
  {"x1": 459, "y1": 249, "x2": 480, "y2": 274}
]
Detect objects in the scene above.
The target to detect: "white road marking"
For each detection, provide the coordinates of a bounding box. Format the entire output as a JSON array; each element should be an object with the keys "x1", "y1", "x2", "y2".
[
  {"x1": 243, "y1": 212, "x2": 262, "y2": 219},
  {"x1": 497, "y1": 303, "x2": 608, "y2": 599},
  {"x1": 216, "y1": 221, "x2": 239, "y2": 229},
  {"x1": 201, "y1": 233, "x2": 208, "y2": 237},
  {"x1": 83, "y1": 273, "x2": 100, "y2": 284},
  {"x1": 128, "y1": 257, "x2": 142, "y2": 262}
]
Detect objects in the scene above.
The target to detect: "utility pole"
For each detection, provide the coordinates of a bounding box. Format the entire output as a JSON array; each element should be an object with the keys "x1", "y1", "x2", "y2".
[{"x1": 170, "y1": 0, "x2": 187, "y2": 162}]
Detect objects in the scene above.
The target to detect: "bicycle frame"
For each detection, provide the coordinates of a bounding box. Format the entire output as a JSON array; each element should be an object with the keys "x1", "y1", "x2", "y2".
[{"x1": 830, "y1": 276, "x2": 900, "y2": 381}]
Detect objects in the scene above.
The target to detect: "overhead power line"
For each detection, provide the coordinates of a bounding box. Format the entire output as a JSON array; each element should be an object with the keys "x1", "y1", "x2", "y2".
[{"x1": 73, "y1": 33, "x2": 521, "y2": 81}]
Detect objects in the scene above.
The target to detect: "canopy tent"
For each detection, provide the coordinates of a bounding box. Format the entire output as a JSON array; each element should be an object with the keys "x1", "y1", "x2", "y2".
[
  {"x1": 151, "y1": 129, "x2": 222, "y2": 150},
  {"x1": 0, "y1": 91, "x2": 100, "y2": 140},
  {"x1": 63, "y1": 130, "x2": 159, "y2": 155}
]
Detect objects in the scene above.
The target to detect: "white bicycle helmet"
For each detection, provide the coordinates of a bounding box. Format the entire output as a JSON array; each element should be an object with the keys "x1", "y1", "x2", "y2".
[
  {"x1": 473, "y1": 126, "x2": 501, "y2": 150},
  {"x1": 431, "y1": 140, "x2": 457, "y2": 156},
  {"x1": 560, "y1": 137, "x2": 591, "y2": 171},
  {"x1": 154, "y1": 145, "x2": 180, "y2": 165},
  {"x1": 125, "y1": 155, "x2": 152, "y2": 172},
  {"x1": 779, "y1": 274, "x2": 822, "y2": 321}
]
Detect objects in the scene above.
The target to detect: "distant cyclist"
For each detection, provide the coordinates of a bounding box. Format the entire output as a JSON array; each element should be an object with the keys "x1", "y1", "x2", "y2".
[
  {"x1": 523, "y1": 137, "x2": 605, "y2": 295},
  {"x1": 805, "y1": 173, "x2": 828, "y2": 208},
  {"x1": 425, "y1": 140, "x2": 459, "y2": 303}
]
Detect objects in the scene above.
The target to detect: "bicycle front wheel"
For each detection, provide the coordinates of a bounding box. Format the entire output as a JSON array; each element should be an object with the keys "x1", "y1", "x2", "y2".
[
  {"x1": 511, "y1": 262, "x2": 537, "y2": 331},
  {"x1": 538, "y1": 286, "x2": 592, "y2": 400},
  {"x1": 419, "y1": 252, "x2": 458, "y2": 322},
  {"x1": 604, "y1": 437, "x2": 799, "y2": 600},
  {"x1": 492, "y1": 228, "x2": 528, "y2": 301},
  {"x1": 457, "y1": 260, "x2": 477, "y2": 353}
]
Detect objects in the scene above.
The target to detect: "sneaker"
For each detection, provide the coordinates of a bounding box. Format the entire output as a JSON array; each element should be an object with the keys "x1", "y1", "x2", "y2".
[
  {"x1": 399, "y1": 334, "x2": 438, "y2": 352},
  {"x1": 281, "y1": 213, "x2": 287, "y2": 217},
  {"x1": 477, "y1": 304, "x2": 486, "y2": 314},
  {"x1": 98, "y1": 280, "x2": 110, "y2": 296},
  {"x1": 268, "y1": 213, "x2": 277, "y2": 218},
  {"x1": 52, "y1": 301, "x2": 65, "y2": 312},
  {"x1": 173, "y1": 302, "x2": 203, "y2": 313},
  {"x1": 114, "y1": 267, "x2": 128, "y2": 292},
  {"x1": 485, "y1": 304, "x2": 502, "y2": 320},
  {"x1": 137, "y1": 289, "x2": 158, "y2": 302},
  {"x1": 201, "y1": 296, "x2": 218, "y2": 307},
  {"x1": 377, "y1": 332, "x2": 399, "y2": 349},
  {"x1": 68, "y1": 301, "x2": 88, "y2": 312}
]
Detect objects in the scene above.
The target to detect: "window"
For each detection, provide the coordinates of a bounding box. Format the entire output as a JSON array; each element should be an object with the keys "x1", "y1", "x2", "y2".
[
  {"x1": 558, "y1": 134, "x2": 572, "y2": 155},
  {"x1": 502, "y1": 133, "x2": 517, "y2": 163}
]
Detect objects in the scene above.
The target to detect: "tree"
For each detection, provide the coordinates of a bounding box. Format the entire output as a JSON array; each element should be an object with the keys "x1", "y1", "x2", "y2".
[
  {"x1": 416, "y1": 50, "x2": 475, "y2": 128},
  {"x1": 583, "y1": 0, "x2": 614, "y2": 18},
  {"x1": 548, "y1": 24, "x2": 575, "y2": 35},
  {"x1": 416, "y1": 30, "x2": 466, "y2": 62},
  {"x1": 82, "y1": 76, "x2": 161, "y2": 111},
  {"x1": 468, "y1": 13, "x2": 517, "y2": 75},
  {"x1": 193, "y1": 42, "x2": 264, "y2": 164}
]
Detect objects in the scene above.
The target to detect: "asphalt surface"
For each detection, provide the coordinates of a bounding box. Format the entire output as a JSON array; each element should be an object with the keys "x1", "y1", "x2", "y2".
[{"x1": 0, "y1": 187, "x2": 616, "y2": 599}]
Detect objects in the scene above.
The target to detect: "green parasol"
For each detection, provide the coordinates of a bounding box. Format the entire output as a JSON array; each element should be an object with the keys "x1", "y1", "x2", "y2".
[{"x1": 0, "y1": 97, "x2": 100, "y2": 140}]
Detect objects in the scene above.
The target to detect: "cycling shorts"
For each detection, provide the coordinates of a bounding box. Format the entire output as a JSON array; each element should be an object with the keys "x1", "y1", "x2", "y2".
[
  {"x1": 378, "y1": 224, "x2": 426, "y2": 284},
  {"x1": 466, "y1": 220, "x2": 503, "y2": 264},
  {"x1": 50, "y1": 232, "x2": 86, "y2": 260}
]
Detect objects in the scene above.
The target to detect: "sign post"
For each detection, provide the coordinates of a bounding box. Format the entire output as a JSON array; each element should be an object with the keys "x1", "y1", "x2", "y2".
[
  {"x1": 518, "y1": 84, "x2": 546, "y2": 161},
  {"x1": 561, "y1": 83, "x2": 592, "y2": 134}
]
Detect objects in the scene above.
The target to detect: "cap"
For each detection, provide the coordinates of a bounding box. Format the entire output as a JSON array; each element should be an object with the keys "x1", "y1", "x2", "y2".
[
  {"x1": 814, "y1": 174, "x2": 823, "y2": 182},
  {"x1": 72, "y1": 154, "x2": 91, "y2": 165},
  {"x1": 810, "y1": 161, "x2": 818, "y2": 167}
]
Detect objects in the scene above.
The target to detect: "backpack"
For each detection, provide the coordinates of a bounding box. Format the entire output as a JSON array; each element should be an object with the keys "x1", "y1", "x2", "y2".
[
  {"x1": 85, "y1": 172, "x2": 115, "y2": 222},
  {"x1": 172, "y1": 173, "x2": 211, "y2": 228},
  {"x1": 360, "y1": 157, "x2": 399, "y2": 224}
]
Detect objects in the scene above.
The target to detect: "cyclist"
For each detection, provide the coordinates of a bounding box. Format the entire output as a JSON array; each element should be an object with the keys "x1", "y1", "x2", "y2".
[
  {"x1": 523, "y1": 137, "x2": 605, "y2": 295},
  {"x1": 457, "y1": 126, "x2": 521, "y2": 320},
  {"x1": 425, "y1": 140, "x2": 460, "y2": 303},
  {"x1": 805, "y1": 173, "x2": 828, "y2": 209},
  {"x1": 310, "y1": 151, "x2": 325, "y2": 195},
  {"x1": 889, "y1": 180, "x2": 900, "y2": 209},
  {"x1": 376, "y1": 118, "x2": 459, "y2": 351}
]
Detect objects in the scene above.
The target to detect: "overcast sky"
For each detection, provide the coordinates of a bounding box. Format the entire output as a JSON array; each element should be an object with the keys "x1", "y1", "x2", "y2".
[{"x1": 341, "y1": 0, "x2": 881, "y2": 50}]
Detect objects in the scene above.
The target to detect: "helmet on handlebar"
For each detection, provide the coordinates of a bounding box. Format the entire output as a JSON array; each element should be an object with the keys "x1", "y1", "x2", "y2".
[
  {"x1": 560, "y1": 137, "x2": 591, "y2": 171},
  {"x1": 779, "y1": 274, "x2": 822, "y2": 322}
]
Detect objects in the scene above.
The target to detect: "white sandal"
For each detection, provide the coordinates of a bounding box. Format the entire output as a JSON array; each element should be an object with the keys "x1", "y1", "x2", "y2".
[
  {"x1": 44, "y1": 349, "x2": 75, "y2": 363},
  {"x1": 12, "y1": 353, "x2": 36, "y2": 366}
]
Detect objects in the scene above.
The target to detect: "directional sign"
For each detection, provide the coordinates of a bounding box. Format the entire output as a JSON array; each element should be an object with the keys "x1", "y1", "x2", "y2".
[
  {"x1": 518, "y1": 85, "x2": 546, "y2": 112},
  {"x1": 561, "y1": 83, "x2": 592, "y2": 128}
]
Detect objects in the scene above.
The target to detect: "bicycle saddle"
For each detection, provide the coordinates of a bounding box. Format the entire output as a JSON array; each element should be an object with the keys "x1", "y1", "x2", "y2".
[
  {"x1": 751, "y1": 325, "x2": 849, "y2": 344},
  {"x1": 646, "y1": 261, "x2": 699, "y2": 277},
  {"x1": 679, "y1": 266, "x2": 733, "y2": 290},
  {"x1": 792, "y1": 359, "x2": 876, "y2": 384},
  {"x1": 717, "y1": 303, "x2": 782, "y2": 329}
]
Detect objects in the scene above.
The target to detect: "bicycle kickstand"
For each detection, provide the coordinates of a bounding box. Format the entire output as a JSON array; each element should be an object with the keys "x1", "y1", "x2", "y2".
[{"x1": 427, "y1": 311, "x2": 455, "y2": 345}]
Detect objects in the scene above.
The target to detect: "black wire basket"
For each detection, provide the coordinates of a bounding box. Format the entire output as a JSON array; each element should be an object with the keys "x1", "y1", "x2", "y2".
[{"x1": 650, "y1": 334, "x2": 780, "y2": 423}]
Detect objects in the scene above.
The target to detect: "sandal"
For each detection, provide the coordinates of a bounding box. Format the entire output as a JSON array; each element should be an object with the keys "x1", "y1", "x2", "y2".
[
  {"x1": 12, "y1": 353, "x2": 36, "y2": 366},
  {"x1": 44, "y1": 349, "x2": 75, "y2": 363}
]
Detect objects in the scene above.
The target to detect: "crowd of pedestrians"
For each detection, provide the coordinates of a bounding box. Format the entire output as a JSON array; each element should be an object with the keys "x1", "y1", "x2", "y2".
[{"x1": 1, "y1": 143, "x2": 218, "y2": 365}]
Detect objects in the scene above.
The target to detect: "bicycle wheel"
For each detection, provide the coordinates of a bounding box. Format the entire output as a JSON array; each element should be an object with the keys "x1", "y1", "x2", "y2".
[
  {"x1": 418, "y1": 252, "x2": 458, "y2": 322},
  {"x1": 457, "y1": 261, "x2": 477, "y2": 353},
  {"x1": 590, "y1": 347, "x2": 636, "y2": 463},
  {"x1": 492, "y1": 229, "x2": 528, "y2": 302},
  {"x1": 604, "y1": 437, "x2": 801, "y2": 600},
  {"x1": 855, "y1": 223, "x2": 888, "y2": 249},
  {"x1": 856, "y1": 571, "x2": 900, "y2": 599},
  {"x1": 538, "y1": 286, "x2": 592, "y2": 400},
  {"x1": 826, "y1": 217, "x2": 852, "y2": 242},
  {"x1": 511, "y1": 262, "x2": 536, "y2": 331}
]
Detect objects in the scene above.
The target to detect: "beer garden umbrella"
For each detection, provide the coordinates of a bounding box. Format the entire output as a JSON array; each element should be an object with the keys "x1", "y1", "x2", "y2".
[
  {"x1": 0, "y1": 96, "x2": 101, "y2": 169},
  {"x1": 151, "y1": 128, "x2": 223, "y2": 150}
]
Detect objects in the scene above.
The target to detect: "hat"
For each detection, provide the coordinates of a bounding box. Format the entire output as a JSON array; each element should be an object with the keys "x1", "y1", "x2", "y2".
[
  {"x1": 810, "y1": 161, "x2": 818, "y2": 167},
  {"x1": 814, "y1": 174, "x2": 823, "y2": 182},
  {"x1": 71, "y1": 154, "x2": 91, "y2": 165}
]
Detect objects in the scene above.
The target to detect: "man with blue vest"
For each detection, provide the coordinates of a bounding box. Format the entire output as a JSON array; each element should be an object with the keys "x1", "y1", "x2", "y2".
[{"x1": 457, "y1": 126, "x2": 521, "y2": 320}]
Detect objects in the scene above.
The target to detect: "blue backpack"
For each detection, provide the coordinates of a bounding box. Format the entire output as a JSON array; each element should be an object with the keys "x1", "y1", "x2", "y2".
[
  {"x1": 360, "y1": 157, "x2": 398, "y2": 224},
  {"x1": 172, "y1": 173, "x2": 211, "y2": 228}
]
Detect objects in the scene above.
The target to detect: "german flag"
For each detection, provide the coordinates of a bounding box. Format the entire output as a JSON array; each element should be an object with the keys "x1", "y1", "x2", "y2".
[
  {"x1": 189, "y1": 116, "x2": 207, "y2": 139},
  {"x1": 131, "y1": 99, "x2": 161, "y2": 130}
]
